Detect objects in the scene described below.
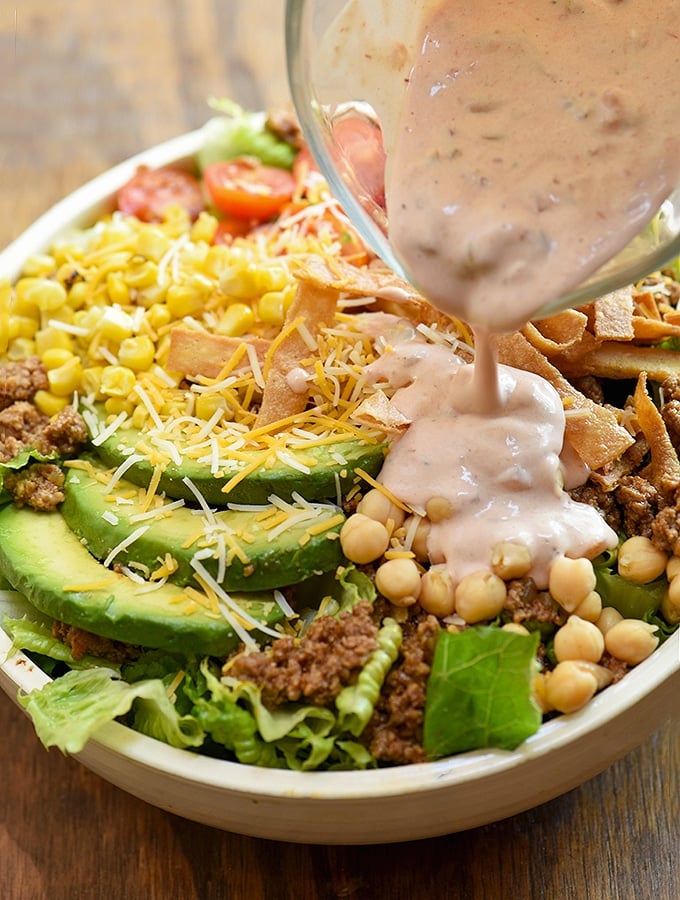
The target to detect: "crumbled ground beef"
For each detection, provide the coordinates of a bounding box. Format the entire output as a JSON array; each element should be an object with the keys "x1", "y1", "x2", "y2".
[
  {"x1": 598, "y1": 651, "x2": 630, "y2": 685},
  {"x1": 52, "y1": 621, "x2": 141, "y2": 663},
  {"x1": 614, "y1": 474, "x2": 659, "y2": 540},
  {"x1": 3, "y1": 462, "x2": 65, "y2": 511},
  {"x1": 0, "y1": 357, "x2": 48, "y2": 412},
  {"x1": 504, "y1": 578, "x2": 566, "y2": 628},
  {"x1": 571, "y1": 375, "x2": 605, "y2": 405},
  {"x1": 225, "y1": 600, "x2": 379, "y2": 707},
  {"x1": 361, "y1": 610, "x2": 440, "y2": 765},
  {"x1": 0, "y1": 401, "x2": 88, "y2": 464},
  {"x1": 651, "y1": 500, "x2": 680, "y2": 554}
]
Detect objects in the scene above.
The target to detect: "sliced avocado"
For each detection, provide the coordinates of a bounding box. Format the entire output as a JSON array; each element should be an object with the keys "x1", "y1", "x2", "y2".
[
  {"x1": 60, "y1": 463, "x2": 345, "y2": 591},
  {"x1": 0, "y1": 504, "x2": 284, "y2": 656},
  {"x1": 86, "y1": 405, "x2": 385, "y2": 505}
]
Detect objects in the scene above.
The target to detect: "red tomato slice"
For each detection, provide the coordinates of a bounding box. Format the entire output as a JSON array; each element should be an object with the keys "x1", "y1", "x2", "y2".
[
  {"x1": 212, "y1": 215, "x2": 253, "y2": 245},
  {"x1": 331, "y1": 117, "x2": 386, "y2": 209},
  {"x1": 203, "y1": 159, "x2": 296, "y2": 222},
  {"x1": 116, "y1": 166, "x2": 205, "y2": 222}
]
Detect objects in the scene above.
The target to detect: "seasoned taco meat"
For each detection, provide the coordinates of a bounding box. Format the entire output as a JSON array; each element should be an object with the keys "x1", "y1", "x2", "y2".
[
  {"x1": 0, "y1": 401, "x2": 87, "y2": 463},
  {"x1": 52, "y1": 621, "x2": 141, "y2": 663},
  {"x1": 0, "y1": 357, "x2": 48, "y2": 412},
  {"x1": 3, "y1": 462, "x2": 65, "y2": 511},
  {"x1": 225, "y1": 600, "x2": 379, "y2": 707}
]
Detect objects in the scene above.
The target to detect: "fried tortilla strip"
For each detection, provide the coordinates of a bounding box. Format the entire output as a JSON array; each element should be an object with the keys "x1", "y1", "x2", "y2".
[
  {"x1": 167, "y1": 327, "x2": 270, "y2": 379},
  {"x1": 591, "y1": 287, "x2": 635, "y2": 341},
  {"x1": 632, "y1": 317, "x2": 680, "y2": 342},
  {"x1": 557, "y1": 342, "x2": 680, "y2": 382},
  {"x1": 634, "y1": 371, "x2": 680, "y2": 497},
  {"x1": 522, "y1": 309, "x2": 589, "y2": 355},
  {"x1": 352, "y1": 389, "x2": 411, "y2": 434},
  {"x1": 292, "y1": 254, "x2": 463, "y2": 333},
  {"x1": 255, "y1": 278, "x2": 339, "y2": 428},
  {"x1": 496, "y1": 331, "x2": 633, "y2": 470},
  {"x1": 633, "y1": 290, "x2": 663, "y2": 320}
]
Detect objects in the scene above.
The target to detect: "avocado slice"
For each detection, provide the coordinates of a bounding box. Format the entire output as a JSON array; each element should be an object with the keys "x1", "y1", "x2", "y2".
[
  {"x1": 60, "y1": 463, "x2": 345, "y2": 591},
  {"x1": 0, "y1": 504, "x2": 284, "y2": 656},
  {"x1": 86, "y1": 405, "x2": 386, "y2": 505}
]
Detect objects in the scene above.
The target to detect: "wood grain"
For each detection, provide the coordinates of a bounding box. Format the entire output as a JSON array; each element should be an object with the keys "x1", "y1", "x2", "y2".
[{"x1": 1, "y1": 3, "x2": 678, "y2": 898}]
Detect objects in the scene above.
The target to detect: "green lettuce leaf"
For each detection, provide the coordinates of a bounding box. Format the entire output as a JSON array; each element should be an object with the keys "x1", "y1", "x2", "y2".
[
  {"x1": 19, "y1": 667, "x2": 204, "y2": 754},
  {"x1": 0, "y1": 446, "x2": 58, "y2": 496},
  {"x1": 197, "y1": 98, "x2": 297, "y2": 172},
  {"x1": 594, "y1": 548, "x2": 666, "y2": 619},
  {"x1": 423, "y1": 626, "x2": 542, "y2": 758}
]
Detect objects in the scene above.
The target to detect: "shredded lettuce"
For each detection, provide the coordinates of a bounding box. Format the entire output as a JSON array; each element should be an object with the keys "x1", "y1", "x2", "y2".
[
  {"x1": 423, "y1": 626, "x2": 542, "y2": 758},
  {"x1": 18, "y1": 667, "x2": 204, "y2": 754},
  {"x1": 197, "y1": 98, "x2": 297, "y2": 172}
]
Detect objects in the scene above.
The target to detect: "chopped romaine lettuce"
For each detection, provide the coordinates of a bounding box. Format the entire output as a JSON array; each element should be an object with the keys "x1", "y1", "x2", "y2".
[
  {"x1": 423, "y1": 626, "x2": 542, "y2": 758},
  {"x1": 197, "y1": 98, "x2": 297, "y2": 172}
]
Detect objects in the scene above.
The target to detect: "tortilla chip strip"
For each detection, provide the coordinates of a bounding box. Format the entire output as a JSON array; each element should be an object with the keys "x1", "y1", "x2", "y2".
[
  {"x1": 352, "y1": 389, "x2": 411, "y2": 434},
  {"x1": 167, "y1": 327, "x2": 270, "y2": 379},
  {"x1": 496, "y1": 332, "x2": 633, "y2": 470},
  {"x1": 634, "y1": 371, "x2": 680, "y2": 497},
  {"x1": 292, "y1": 254, "x2": 463, "y2": 333},
  {"x1": 255, "y1": 279, "x2": 338, "y2": 428},
  {"x1": 632, "y1": 317, "x2": 680, "y2": 342},
  {"x1": 557, "y1": 342, "x2": 680, "y2": 382},
  {"x1": 591, "y1": 287, "x2": 635, "y2": 341},
  {"x1": 523, "y1": 309, "x2": 589, "y2": 355}
]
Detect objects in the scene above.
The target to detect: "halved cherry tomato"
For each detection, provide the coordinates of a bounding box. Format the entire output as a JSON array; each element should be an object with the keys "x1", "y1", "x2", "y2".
[
  {"x1": 331, "y1": 117, "x2": 386, "y2": 209},
  {"x1": 116, "y1": 166, "x2": 205, "y2": 222},
  {"x1": 212, "y1": 215, "x2": 253, "y2": 245},
  {"x1": 203, "y1": 158, "x2": 296, "y2": 222}
]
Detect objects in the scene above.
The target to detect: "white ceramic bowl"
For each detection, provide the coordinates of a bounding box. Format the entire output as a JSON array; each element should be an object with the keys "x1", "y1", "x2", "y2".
[{"x1": 1, "y1": 133, "x2": 678, "y2": 844}]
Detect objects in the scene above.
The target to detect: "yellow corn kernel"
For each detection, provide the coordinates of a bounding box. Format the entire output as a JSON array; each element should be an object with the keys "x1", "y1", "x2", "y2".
[
  {"x1": 135, "y1": 285, "x2": 168, "y2": 309},
  {"x1": 47, "y1": 305, "x2": 75, "y2": 326},
  {"x1": 104, "y1": 397, "x2": 134, "y2": 416},
  {"x1": 8, "y1": 315, "x2": 38, "y2": 340},
  {"x1": 47, "y1": 356, "x2": 83, "y2": 397},
  {"x1": 101, "y1": 365, "x2": 136, "y2": 397},
  {"x1": 135, "y1": 227, "x2": 171, "y2": 262},
  {"x1": 124, "y1": 258, "x2": 159, "y2": 289},
  {"x1": 15, "y1": 277, "x2": 67, "y2": 312},
  {"x1": 131, "y1": 404, "x2": 149, "y2": 429},
  {"x1": 217, "y1": 302, "x2": 255, "y2": 337},
  {"x1": 0, "y1": 279, "x2": 10, "y2": 354},
  {"x1": 98, "y1": 305, "x2": 134, "y2": 342},
  {"x1": 194, "y1": 393, "x2": 229, "y2": 421},
  {"x1": 106, "y1": 272, "x2": 130, "y2": 306},
  {"x1": 7, "y1": 337, "x2": 36, "y2": 359},
  {"x1": 203, "y1": 244, "x2": 232, "y2": 277},
  {"x1": 81, "y1": 366, "x2": 104, "y2": 398},
  {"x1": 33, "y1": 390, "x2": 69, "y2": 416},
  {"x1": 190, "y1": 212, "x2": 218, "y2": 244},
  {"x1": 22, "y1": 254, "x2": 57, "y2": 278},
  {"x1": 118, "y1": 335, "x2": 155, "y2": 372},
  {"x1": 145, "y1": 303, "x2": 172, "y2": 331},
  {"x1": 67, "y1": 281, "x2": 90, "y2": 311},
  {"x1": 35, "y1": 326, "x2": 73, "y2": 356},
  {"x1": 257, "y1": 291, "x2": 286, "y2": 327},
  {"x1": 166, "y1": 284, "x2": 207, "y2": 319},
  {"x1": 42, "y1": 347, "x2": 74, "y2": 370}
]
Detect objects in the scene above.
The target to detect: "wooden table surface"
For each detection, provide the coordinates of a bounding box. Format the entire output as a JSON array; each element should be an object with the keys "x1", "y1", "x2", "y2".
[{"x1": 1, "y1": 3, "x2": 678, "y2": 898}]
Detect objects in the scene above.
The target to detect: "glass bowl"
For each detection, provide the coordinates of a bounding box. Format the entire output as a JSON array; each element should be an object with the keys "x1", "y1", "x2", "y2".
[{"x1": 285, "y1": 0, "x2": 680, "y2": 320}]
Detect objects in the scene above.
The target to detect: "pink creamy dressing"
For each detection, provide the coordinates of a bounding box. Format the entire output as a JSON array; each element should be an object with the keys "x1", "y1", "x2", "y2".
[{"x1": 339, "y1": 1, "x2": 680, "y2": 586}]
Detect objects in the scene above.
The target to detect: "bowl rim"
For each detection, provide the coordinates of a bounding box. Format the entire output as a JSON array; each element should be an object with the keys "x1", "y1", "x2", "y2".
[{"x1": 0, "y1": 128, "x2": 678, "y2": 803}]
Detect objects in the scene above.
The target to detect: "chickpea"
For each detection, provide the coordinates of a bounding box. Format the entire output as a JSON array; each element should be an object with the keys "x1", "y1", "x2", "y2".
[
  {"x1": 661, "y1": 575, "x2": 680, "y2": 625},
  {"x1": 604, "y1": 619, "x2": 659, "y2": 665},
  {"x1": 617, "y1": 536, "x2": 668, "y2": 584},
  {"x1": 340, "y1": 513, "x2": 390, "y2": 564},
  {"x1": 455, "y1": 570, "x2": 507, "y2": 624},
  {"x1": 491, "y1": 541, "x2": 532, "y2": 581},
  {"x1": 548, "y1": 555, "x2": 596, "y2": 613},
  {"x1": 666, "y1": 555, "x2": 680, "y2": 582},
  {"x1": 419, "y1": 565, "x2": 456, "y2": 618},
  {"x1": 544, "y1": 660, "x2": 598, "y2": 714},
  {"x1": 572, "y1": 589, "x2": 602, "y2": 623},
  {"x1": 375, "y1": 558, "x2": 422, "y2": 607},
  {"x1": 595, "y1": 606, "x2": 624, "y2": 636},
  {"x1": 357, "y1": 488, "x2": 405, "y2": 531},
  {"x1": 404, "y1": 515, "x2": 430, "y2": 563},
  {"x1": 425, "y1": 495, "x2": 454, "y2": 523},
  {"x1": 502, "y1": 622, "x2": 530, "y2": 636},
  {"x1": 553, "y1": 615, "x2": 604, "y2": 663}
]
